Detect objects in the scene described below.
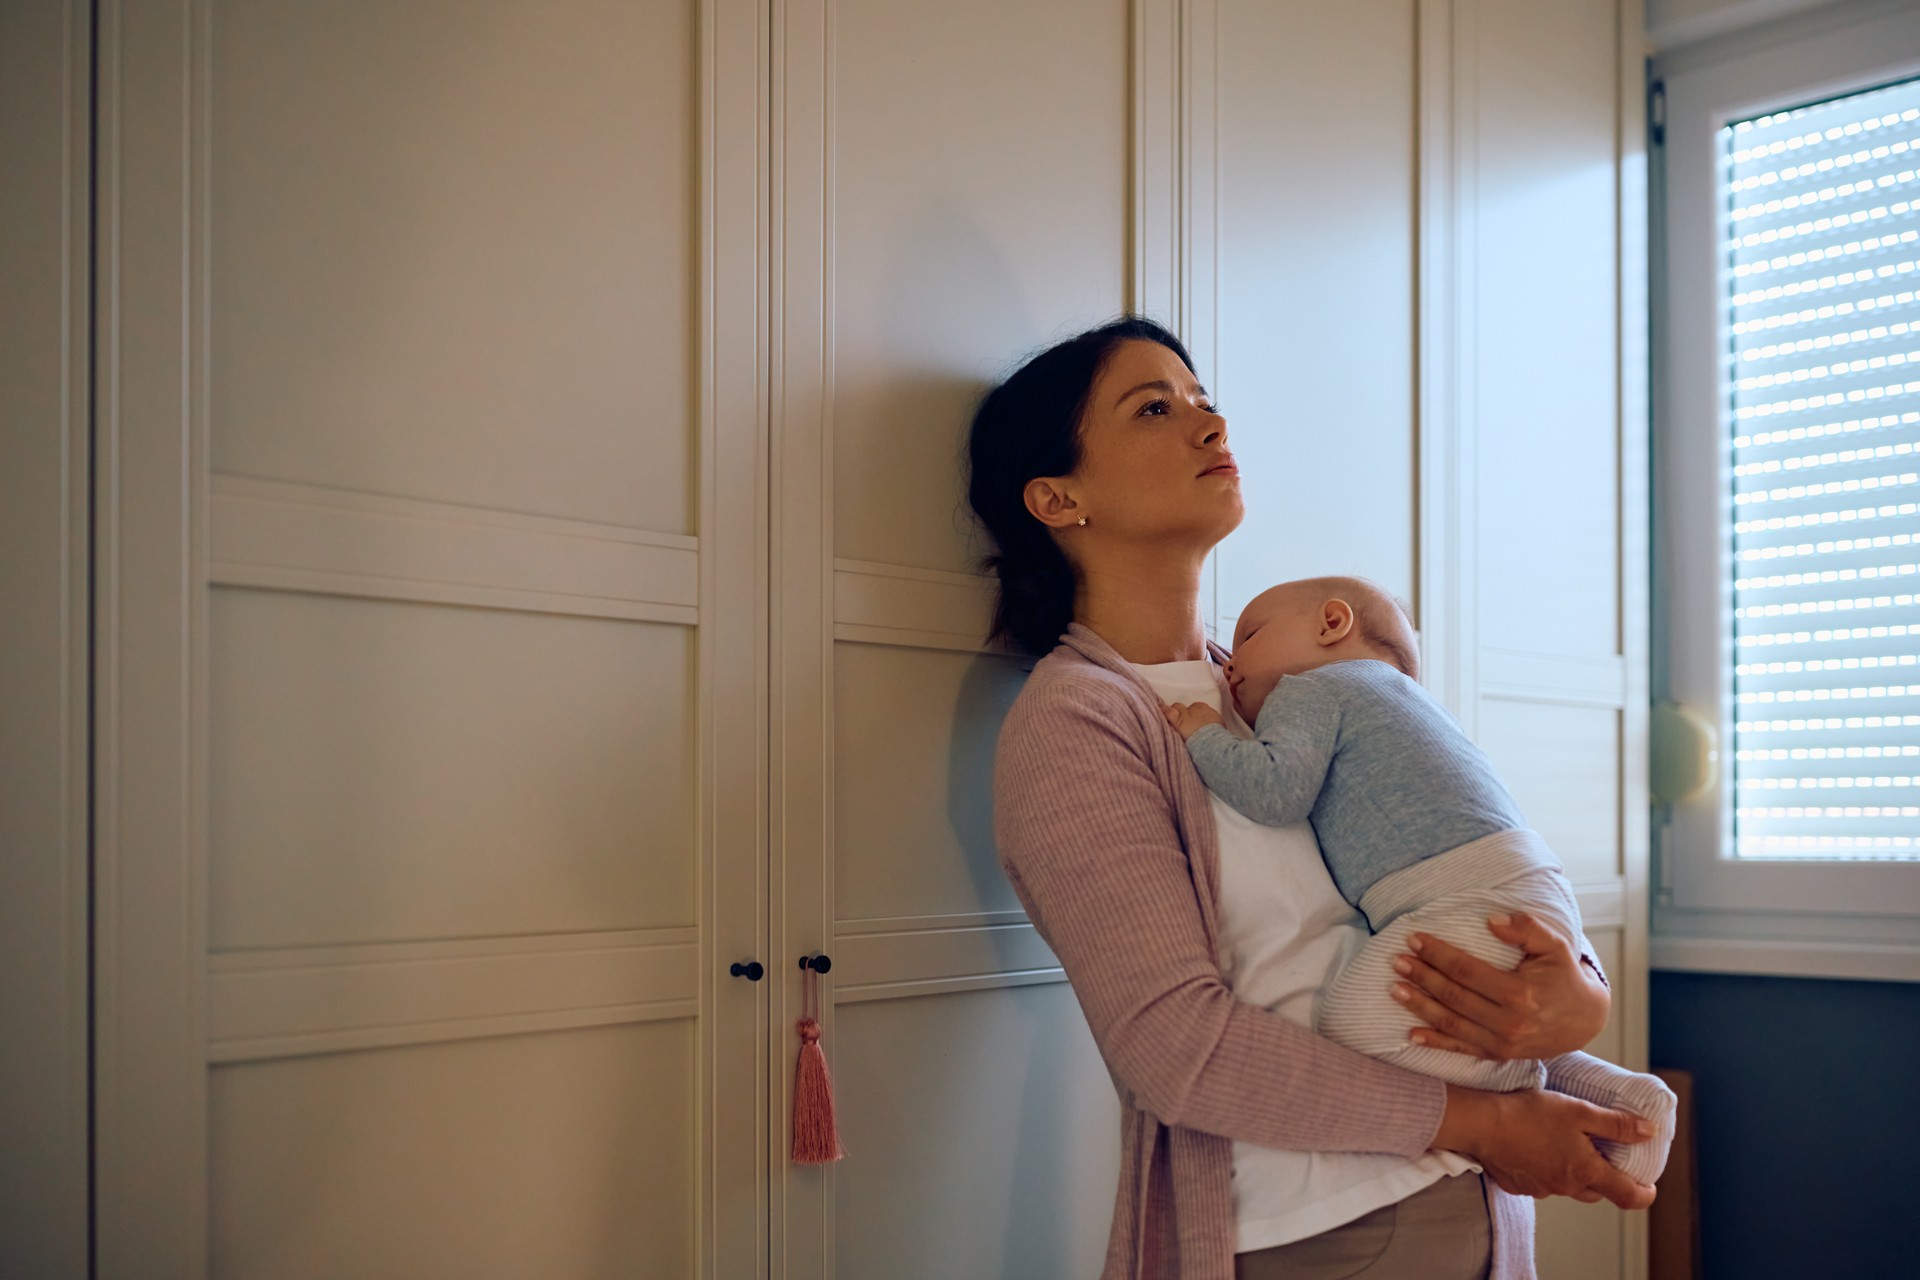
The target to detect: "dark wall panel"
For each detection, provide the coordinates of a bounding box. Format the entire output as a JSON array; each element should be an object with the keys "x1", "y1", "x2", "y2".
[{"x1": 1651, "y1": 971, "x2": 1920, "y2": 1280}]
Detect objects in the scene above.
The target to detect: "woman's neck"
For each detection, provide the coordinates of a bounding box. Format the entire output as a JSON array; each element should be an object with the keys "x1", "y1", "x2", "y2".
[{"x1": 1075, "y1": 553, "x2": 1211, "y2": 665}]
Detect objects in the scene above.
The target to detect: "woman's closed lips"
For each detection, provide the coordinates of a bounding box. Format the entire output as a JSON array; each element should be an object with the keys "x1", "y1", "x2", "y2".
[{"x1": 1199, "y1": 452, "x2": 1238, "y2": 478}]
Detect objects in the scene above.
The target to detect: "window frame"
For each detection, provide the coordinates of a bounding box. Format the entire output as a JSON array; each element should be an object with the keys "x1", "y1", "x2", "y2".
[{"x1": 1653, "y1": 0, "x2": 1920, "y2": 981}]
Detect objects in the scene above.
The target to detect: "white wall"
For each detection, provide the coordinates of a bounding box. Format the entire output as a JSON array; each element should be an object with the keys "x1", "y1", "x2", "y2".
[{"x1": 1647, "y1": 0, "x2": 1855, "y2": 48}]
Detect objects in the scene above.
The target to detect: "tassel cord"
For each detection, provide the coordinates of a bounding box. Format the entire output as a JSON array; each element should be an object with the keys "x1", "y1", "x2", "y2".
[{"x1": 791, "y1": 961, "x2": 846, "y2": 1164}]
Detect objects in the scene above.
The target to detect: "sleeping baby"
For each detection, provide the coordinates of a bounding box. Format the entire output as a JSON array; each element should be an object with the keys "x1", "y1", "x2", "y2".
[{"x1": 1162, "y1": 575, "x2": 1675, "y2": 1184}]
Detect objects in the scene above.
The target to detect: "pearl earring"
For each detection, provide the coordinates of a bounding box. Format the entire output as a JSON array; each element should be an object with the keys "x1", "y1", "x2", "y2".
[{"x1": 1077, "y1": 516, "x2": 1088, "y2": 527}]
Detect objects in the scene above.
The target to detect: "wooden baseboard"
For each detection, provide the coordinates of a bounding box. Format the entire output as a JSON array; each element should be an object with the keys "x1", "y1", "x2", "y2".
[{"x1": 1648, "y1": 1068, "x2": 1701, "y2": 1280}]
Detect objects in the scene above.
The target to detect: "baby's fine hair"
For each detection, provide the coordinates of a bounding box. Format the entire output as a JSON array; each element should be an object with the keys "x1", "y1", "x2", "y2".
[{"x1": 1287, "y1": 575, "x2": 1419, "y2": 680}]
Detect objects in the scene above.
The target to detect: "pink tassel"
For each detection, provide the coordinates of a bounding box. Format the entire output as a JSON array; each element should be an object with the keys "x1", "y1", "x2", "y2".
[{"x1": 791, "y1": 963, "x2": 845, "y2": 1164}]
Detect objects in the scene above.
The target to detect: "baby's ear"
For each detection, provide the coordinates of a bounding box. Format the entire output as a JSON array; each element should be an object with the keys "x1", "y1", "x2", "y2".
[{"x1": 1317, "y1": 598, "x2": 1356, "y2": 644}]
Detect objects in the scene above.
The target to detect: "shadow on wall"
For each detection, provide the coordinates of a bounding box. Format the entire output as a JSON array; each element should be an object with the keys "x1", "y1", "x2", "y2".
[
  {"x1": 947, "y1": 650, "x2": 1032, "y2": 905},
  {"x1": 844, "y1": 191, "x2": 1124, "y2": 573},
  {"x1": 825, "y1": 649, "x2": 1112, "y2": 1280},
  {"x1": 952, "y1": 650, "x2": 1117, "y2": 1279},
  {"x1": 1650, "y1": 971, "x2": 1920, "y2": 1280}
]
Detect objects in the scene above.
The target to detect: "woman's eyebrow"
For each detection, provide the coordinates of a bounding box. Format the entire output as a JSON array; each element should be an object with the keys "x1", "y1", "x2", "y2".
[{"x1": 1113, "y1": 378, "x2": 1210, "y2": 409}]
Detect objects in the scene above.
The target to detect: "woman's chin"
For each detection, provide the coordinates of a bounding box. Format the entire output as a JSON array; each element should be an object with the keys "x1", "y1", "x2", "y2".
[{"x1": 1209, "y1": 494, "x2": 1247, "y2": 541}]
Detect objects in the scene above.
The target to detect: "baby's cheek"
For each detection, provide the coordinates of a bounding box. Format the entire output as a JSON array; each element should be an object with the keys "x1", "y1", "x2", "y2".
[{"x1": 1233, "y1": 675, "x2": 1276, "y2": 723}]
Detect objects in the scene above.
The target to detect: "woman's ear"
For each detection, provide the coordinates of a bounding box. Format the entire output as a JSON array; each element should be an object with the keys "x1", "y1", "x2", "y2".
[
  {"x1": 1022, "y1": 476, "x2": 1083, "y2": 530},
  {"x1": 1316, "y1": 599, "x2": 1356, "y2": 645}
]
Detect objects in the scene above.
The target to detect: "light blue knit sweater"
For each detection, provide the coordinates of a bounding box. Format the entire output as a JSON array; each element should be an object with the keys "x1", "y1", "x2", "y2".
[{"x1": 1184, "y1": 658, "x2": 1533, "y2": 907}]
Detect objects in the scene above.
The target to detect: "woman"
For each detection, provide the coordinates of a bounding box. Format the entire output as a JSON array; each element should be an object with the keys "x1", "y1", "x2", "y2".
[{"x1": 968, "y1": 317, "x2": 1655, "y2": 1280}]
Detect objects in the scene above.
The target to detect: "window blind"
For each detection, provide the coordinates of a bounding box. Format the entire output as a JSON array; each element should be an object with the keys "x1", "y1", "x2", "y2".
[{"x1": 1727, "y1": 77, "x2": 1920, "y2": 860}]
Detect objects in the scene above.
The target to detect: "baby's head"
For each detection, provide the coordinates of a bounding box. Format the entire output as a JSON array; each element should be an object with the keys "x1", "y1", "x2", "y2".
[{"x1": 1225, "y1": 576, "x2": 1418, "y2": 721}]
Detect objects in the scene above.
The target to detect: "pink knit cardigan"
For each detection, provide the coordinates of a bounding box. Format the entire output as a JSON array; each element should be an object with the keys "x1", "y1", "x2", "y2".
[{"x1": 993, "y1": 623, "x2": 1535, "y2": 1280}]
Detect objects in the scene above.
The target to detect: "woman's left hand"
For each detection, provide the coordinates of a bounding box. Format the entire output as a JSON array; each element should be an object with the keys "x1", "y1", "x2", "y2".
[{"x1": 1391, "y1": 913, "x2": 1610, "y2": 1061}]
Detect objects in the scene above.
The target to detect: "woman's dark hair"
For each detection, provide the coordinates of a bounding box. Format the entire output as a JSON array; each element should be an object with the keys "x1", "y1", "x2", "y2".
[{"x1": 967, "y1": 316, "x2": 1195, "y2": 656}]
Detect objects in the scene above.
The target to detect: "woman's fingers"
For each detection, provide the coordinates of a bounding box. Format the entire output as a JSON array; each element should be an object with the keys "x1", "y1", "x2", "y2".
[
  {"x1": 1405, "y1": 931, "x2": 1520, "y2": 1002},
  {"x1": 1393, "y1": 945, "x2": 1515, "y2": 1046},
  {"x1": 1403, "y1": 1026, "x2": 1487, "y2": 1057},
  {"x1": 1584, "y1": 1163, "x2": 1658, "y2": 1211},
  {"x1": 1483, "y1": 911, "x2": 1574, "y2": 962},
  {"x1": 1397, "y1": 946, "x2": 1508, "y2": 1019},
  {"x1": 1569, "y1": 1100, "x2": 1659, "y2": 1209},
  {"x1": 1398, "y1": 921, "x2": 1608, "y2": 1060},
  {"x1": 1390, "y1": 977, "x2": 1497, "y2": 1056},
  {"x1": 1580, "y1": 1100, "x2": 1656, "y2": 1147}
]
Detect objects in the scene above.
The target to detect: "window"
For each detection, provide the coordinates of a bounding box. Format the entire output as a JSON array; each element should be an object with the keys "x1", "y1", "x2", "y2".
[
  {"x1": 1727, "y1": 78, "x2": 1920, "y2": 864},
  {"x1": 1654, "y1": 2, "x2": 1920, "y2": 981}
]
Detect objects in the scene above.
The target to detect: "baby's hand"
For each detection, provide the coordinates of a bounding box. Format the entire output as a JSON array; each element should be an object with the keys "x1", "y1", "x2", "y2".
[{"x1": 1162, "y1": 701, "x2": 1224, "y2": 740}]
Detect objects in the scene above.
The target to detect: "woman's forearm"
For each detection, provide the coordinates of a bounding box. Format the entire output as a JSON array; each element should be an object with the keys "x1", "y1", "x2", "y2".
[{"x1": 1110, "y1": 980, "x2": 1451, "y2": 1156}]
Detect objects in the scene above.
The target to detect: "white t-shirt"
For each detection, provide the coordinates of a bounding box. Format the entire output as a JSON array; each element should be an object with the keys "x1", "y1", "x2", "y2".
[{"x1": 1131, "y1": 656, "x2": 1471, "y2": 1253}]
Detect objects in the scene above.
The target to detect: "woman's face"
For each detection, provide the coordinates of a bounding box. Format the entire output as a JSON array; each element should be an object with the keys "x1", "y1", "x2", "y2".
[{"x1": 1064, "y1": 339, "x2": 1242, "y2": 550}]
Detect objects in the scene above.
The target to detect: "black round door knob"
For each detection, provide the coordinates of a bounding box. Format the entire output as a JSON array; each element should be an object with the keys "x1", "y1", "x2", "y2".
[
  {"x1": 729, "y1": 960, "x2": 765, "y2": 982},
  {"x1": 798, "y1": 954, "x2": 832, "y2": 974}
]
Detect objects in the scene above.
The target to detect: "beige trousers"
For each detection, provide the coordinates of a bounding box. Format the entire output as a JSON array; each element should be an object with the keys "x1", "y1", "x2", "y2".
[{"x1": 1234, "y1": 1172, "x2": 1493, "y2": 1280}]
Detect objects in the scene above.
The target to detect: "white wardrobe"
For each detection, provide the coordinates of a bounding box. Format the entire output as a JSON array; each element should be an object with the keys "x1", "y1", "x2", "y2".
[{"x1": 3, "y1": 0, "x2": 1652, "y2": 1276}]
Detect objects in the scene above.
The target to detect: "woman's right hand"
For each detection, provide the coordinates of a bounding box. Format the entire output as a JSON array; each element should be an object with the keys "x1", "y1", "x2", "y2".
[{"x1": 1432, "y1": 1085, "x2": 1658, "y2": 1209}]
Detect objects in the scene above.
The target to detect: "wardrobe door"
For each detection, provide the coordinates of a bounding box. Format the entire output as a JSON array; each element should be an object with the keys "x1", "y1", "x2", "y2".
[
  {"x1": 1465, "y1": 1, "x2": 1652, "y2": 1277},
  {"x1": 1213, "y1": 0, "x2": 1420, "y2": 649},
  {"x1": 92, "y1": 1, "x2": 765, "y2": 1276},
  {"x1": 769, "y1": 0, "x2": 1135, "y2": 1274}
]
